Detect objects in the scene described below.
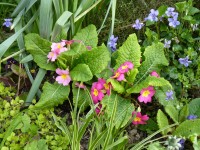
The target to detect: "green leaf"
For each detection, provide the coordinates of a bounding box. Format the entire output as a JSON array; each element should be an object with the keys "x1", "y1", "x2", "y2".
[
  {"x1": 157, "y1": 109, "x2": 169, "y2": 135},
  {"x1": 114, "y1": 34, "x2": 141, "y2": 69},
  {"x1": 189, "y1": 98, "x2": 200, "y2": 117},
  {"x1": 173, "y1": 119, "x2": 200, "y2": 138},
  {"x1": 136, "y1": 42, "x2": 168, "y2": 83},
  {"x1": 165, "y1": 105, "x2": 179, "y2": 123},
  {"x1": 21, "y1": 114, "x2": 31, "y2": 133},
  {"x1": 102, "y1": 93, "x2": 134, "y2": 129},
  {"x1": 95, "y1": 68, "x2": 113, "y2": 79},
  {"x1": 73, "y1": 24, "x2": 98, "y2": 48},
  {"x1": 75, "y1": 44, "x2": 110, "y2": 75},
  {"x1": 147, "y1": 142, "x2": 165, "y2": 150},
  {"x1": 127, "y1": 76, "x2": 172, "y2": 94},
  {"x1": 179, "y1": 104, "x2": 189, "y2": 123},
  {"x1": 25, "y1": 33, "x2": 56, "y2": 71},
  {"x1": 11, "y1": 64, "x2": 27, "y2": 78},
  {"x1": 72, "y1": 82, "x2": 91, "y2": 112},
  {"x1": 126, "y1": 68, "x2": 138, "y2": 83},
  {"x1": 175, "y1": 1, "x2": 186, "y2": 13},
  {"x1": 34, "y1": 82, "x2": 70, "y2": 109},
  {"x1": 107, "y1": 78, "x2": 125, "y2": 94},
  {"x1": 24, "y1": 139, "x2": 48, "y2": 150},
  {"x1": 70, "y1": 64, "x2": 93, "y2": 82},
  {"x1": 158, "y1": 5, "x2": 168, "y2": 17},
  {"x1": 188, "y1": 6, "x2": 200, "y2": 15}
]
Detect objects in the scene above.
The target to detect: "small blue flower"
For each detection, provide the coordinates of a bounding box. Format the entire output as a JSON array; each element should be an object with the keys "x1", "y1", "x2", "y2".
[
  {"x1": 187, "y1": 115, "x2": 198, "y2": 120},
  {"x1": 3, "y1": 18, "x2": 12, "y2": 28},
  {"x1": 171, "y1": 12, "x2": 179, "y2": 19},
  {"x1": 132, "y1": 19, "x2": 144, "y2": 30},
  {"x1": 166, "y1": 90, "x2": 174, "y2": 100},
  {"x1": 108, "y1": 35, "x2": 118, "y2": 52},
  {"x1": 164, "y1": 39, "x2": 171, "y2": 48},
  {"x1": 146, "y1": 9, "x2": 159, "y2": 22},
  {"x1": 178, "y1": 56, "x2": 192, "y2": 67},
  {"x1": 168, "y1": 17, "x2": 180, "y2": 28},
  {"x1": 178, "y1": 139, "x2": 185, "y2": 150},
  {"x1": 165, "y1": 7, "x2": 175, "y2": 17}
]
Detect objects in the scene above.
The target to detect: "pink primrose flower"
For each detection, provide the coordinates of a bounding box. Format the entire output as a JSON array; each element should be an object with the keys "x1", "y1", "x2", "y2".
[
  {"x1": 132, "y1": 111, "x2": 149, "y2": 125},
  {"x1": 75, "y1": 82, "x2": 86, "y2": 89},
  {"x1": 51, "y1": 42, "x2": 67, "y2": 54},
  {"x1": 91, "y1": 82, "x2": 104, "y2": 104},
  {"x1": 138, "y1": 86, "x2": 155, "y2": 103},
  {"x1": 150, "y1": 71, "x2": 160, "y2": 78},
  {"x1": 55, "y1": 68, "x2": 71, "y2": 86},
  {"x1": 95, "y1": 104, "x2": 102, "y2": 115},
  {"x1": 118, "y1": 61, "x2": 134, "y2": 73},
  {"x1": 112, "y1": 70, "x2": 125, "y2": 81},
  {"x1": 47, "y1": 51, "x2": 58, "y2": 62},
  {"x1": 98, "y1": 78, "x2": 112, "y2": 95}
]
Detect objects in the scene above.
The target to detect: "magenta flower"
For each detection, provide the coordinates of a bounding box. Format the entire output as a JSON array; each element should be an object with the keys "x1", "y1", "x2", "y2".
[
  {"x1": 47, "y1": 51, "x2": 58, "y2": 62},
  {"x1": 138, "y1": 86, "x2": 155, "y2": 103},
  {"x1": 55, "y1": 68, "x2": 71, "y2": 86},
  {"x1": 132, "y1": 111, "x2": 149, "y2": 125},
  {"x1": 112, "y1": 70, "x2": 125, "y2": 81},
  {"x1": 91, "y1": 82, "x2": 104, "y2": 104},
  {"x1": 150, "y1": 71, "x2": 160, "y2": 78},
  {"x1": 75, "y1": 82, "x2": 86, "y2": 89},
  {"x1": 95, "y1": 104, "x2": 102, "y2": 115},
  {"x1": 98, "y1": 78, "x2": 112, "y2": 95},
  {"x1": 118, "y1": 61, "x2": 134, "y2": 73}
]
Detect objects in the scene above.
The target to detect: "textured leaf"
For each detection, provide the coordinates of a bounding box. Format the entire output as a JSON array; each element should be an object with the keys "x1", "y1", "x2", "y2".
[
  {"x1": 165, "y1": 105, "x2": 179, "y2": 123},
  {"x1": 95, "y1": 68, "x2": 113, "y2": 80},
  {"x1": 147, "y1": 142, "x2": 165, "y2": 150},
  {"x1": 189, "y1": 98, "x2": 200, "y2": 117},
  {"x1": 75, "y1": 44, "x2": 110, "y2": 75},
  {"x1": 179, "y1": 104, "x2": 189, "y2": 123},
  {"x1": 115, "y1": 34, "x2": 141, "y2": 69},
  {"x1": 70, "y1": 64, "x2": 93, "y2": 82},
  {"x1": 173, "y1": 119, "x2": 200, "y2": 138},
  {"x1": 21, "y1": 114, "x2": 31, "y2": 133},
  {"x1": 157, "y1": 109, "x2": 169, "y2": 135},
  {"x1": 127, "y1": 76, "x2": 172, "y2": 94},
  {"x1": 25, "y1": 33, "x2": 56, "y2": 71},
  {"x1": 102, "y1": 93, "x2": 134, "y2": 129},
  {"x1": 24, "y1": 139, "x2": 48, "y2": 150},
  {"x1": 73, "y1": 24, "x2": 98, "y2": 48},
  {"x1": 107, "y1": 78, "x2": 125, "y2": 94},
  {"x1": 126, "y1": 68, "x2": 138, "y2": 83},
  {"x1": 34, "y1": 82, "x2": 70, "y2": 109},
  {"x1": 11, "y1": 64, "x2": 27, "y2": 78},
  {"x1": 136, "y1": 42, "x2": 168, "y2": 83},
  {"x1": 72, "y1": 82, "x2": 91, "y2": 112}
]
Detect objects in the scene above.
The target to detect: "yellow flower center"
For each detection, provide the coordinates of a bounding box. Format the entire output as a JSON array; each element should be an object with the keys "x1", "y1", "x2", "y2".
[
  {"x1": 50, "y1": 52, "x2": 54, "y2": 56},
  {"x1": 104, "y1": 83, "x2": 109, "y2": 90},
  {"x1": 93, "y1": 89, "x2": 98, "y2": 96},
  {"x1": 61, "y1": 74, "x2": 68, "y2": 79},
  {"x1": 122, "y1": 65, "x2": 128, "y2": 70},
  {"x1": 134, "y1": 117, "x2": 141, "y2": 122},
  {"x1": 113, "y1": 72, "x2": 120, "y2": 78},
  {"x1": 57, "y1": 43, "x2": 61, "y2": 49},
  {"x1": 142, "y1": 90, "x2": 150, "y2": 97}
]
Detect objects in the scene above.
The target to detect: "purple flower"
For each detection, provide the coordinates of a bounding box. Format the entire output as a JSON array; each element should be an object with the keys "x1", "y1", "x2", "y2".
[
  {"x1": 165, "y1": 7, "x2": 175, "y2": 17},
  {"x1": 168, "y1": 17, "x2": 180, "y2": 28},
  {"x1": 164, "y1": 39, "x2": 171, "y2": 48},
  {"x1": 178, "y1": 139, "x2": 185, "y2": 150},
  {"x1": 3, "y1": 18, "x2": 12, "y2": 28},
  {"x1": 166, "y1": 90, "x2": 174, "y2": 100},
  {"x1": 132, "y1": 19, "x2": 144, "y2": 30},
  {"x1": 108, "y1": 35, "x2": 118, "y2": 52},
  {"x1": 171, "y1": 12, "x2": 179, "y2": 19},
  {"x1": 179, "y1": 56, "x2": 192, "y2": 67},
  {"x1": 187, "y1": 115, "x2": 198, "y2": 120},
  {"x1": 146, "y1": 9, "x2": 159, "y2": 22}
]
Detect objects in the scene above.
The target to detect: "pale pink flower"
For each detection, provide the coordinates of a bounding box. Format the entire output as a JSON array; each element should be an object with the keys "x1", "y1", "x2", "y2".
[
  {"x1": 118, "y1": 61, "x2": 134, "y2": 73},
  {"x1": 51, "y1": 42, "x2": 67, "y2": 54},
  {"x1": 75, "y1": 82, "x2": 86, "y2": 89},
  {"x1": 91, "y1": 82, "x2": 104, "y2": 104},
  {"x1": 150, "y1": 71, "x2": 160, "y2": 78},
  {"x1": 112, "y1": 70, "x2": 125, "y2": 81},
  {"x1": 138, "y1": 86, "x2": 155, "y2": 103},
  {"x1": 132, "y1": 111, "x2": 149, "y2": 125},
  {"x1": 47, "y1": 51, "x2": 58, "y2": 62},
  {"x1": 55, "y1": 68, "x2": 71, "y2": 86}
]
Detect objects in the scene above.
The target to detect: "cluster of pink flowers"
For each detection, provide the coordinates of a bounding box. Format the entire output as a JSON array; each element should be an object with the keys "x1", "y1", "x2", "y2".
[
  {"x1": 55, "y1": 68, "x2": 71, "y2": 86},
  {"x1": 47, "y1": 41, "x2": 68, "y2": 62},
  {"x1": 112, "y1": 61, "x2": 134, "y2": 81},
  {"x1": 91, "y1": 78, "x2": 112, "y2": 114}
]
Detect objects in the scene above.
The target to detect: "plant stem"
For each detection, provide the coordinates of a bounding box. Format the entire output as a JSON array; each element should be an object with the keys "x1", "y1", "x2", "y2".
[{"x1": 0, "y1": 49, "x2": 24, "y2": 63}]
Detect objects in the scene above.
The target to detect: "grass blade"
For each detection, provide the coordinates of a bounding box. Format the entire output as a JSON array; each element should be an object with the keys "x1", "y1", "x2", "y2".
[
  {"x1": 20, "y1": 54, "x2": 33, "y2": 63},
  {"x1": 11, "y1": 0, "x2": 31, "y2": 17},
  {"x1": 106, "y1": 136, "x2": 128, "y2": 150}
]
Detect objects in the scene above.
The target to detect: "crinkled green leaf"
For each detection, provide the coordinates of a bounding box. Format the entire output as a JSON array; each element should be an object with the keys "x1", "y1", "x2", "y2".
[
  {"x1": 165, "y1": 105, "x2": 179, "y2": 123},
  {"x1": 24, "y1": 139, "x2": 48, "y2": 150},
  {"x1": 72, "y1": 82, "x2": 91, "y2": 112},
  {"x1": 157, "y1": 109, "x2": 169, "y2": 135},
  {"x1": 136, "y1": 42, "x2": 168, "y2": 83},
  {"x1": 189, "y1": 98, "x2": 200, "y2": 117},
  {"x1": 34, "y1": 82, "x2": 70, "y2": 109},
  {"x1": 107, "y1": 78, "x2": 125, "y2": 94},
  {"x1": 127, "y1": 76, "x2": 172, "y2": 94},
  {"x1": 147, "y1": 142, "x2": 165, "y2": 150},
  {"x1": 21, "y1": 114, "x2": 31, "y2": 133},
  {"x1": 102, "y1": 93, "x2": 134, "y2": 129},
  {"x1": 11, "y1": 64, "x2": 27, "y2": 78},
  {"x1": 73, "y1": 24, "x2": 98, "y2": 48},
  {"x1": 126, "y1": 68, "x2": 138, "y2": 83},
  {"x1": 25, "y1": 33, "x2": 56, "y2": 71},
  {"x1": 75, "y1": 44, "x2": 110, "y2": 75},
  {"x1": 179, "y1": 104, "x2": 189, "y2": 123},
  {"x1": 70, "y1": 64, "x2": 93, "y2": 82},
  {"x1": 115, "y1": 34, "x2": 141, "y2": 69},
  {"x1": 95, "y1": 68, "x2": 113, "y2": 79},
  {"x1": 173, "y1": 119, "x2": 200, "y2": 138}
]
